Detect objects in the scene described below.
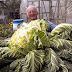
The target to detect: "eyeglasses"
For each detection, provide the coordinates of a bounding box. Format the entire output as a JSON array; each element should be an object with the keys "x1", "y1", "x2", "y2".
[{"x1": 28, "y1": 10, "x2": 36, "y2": 14}]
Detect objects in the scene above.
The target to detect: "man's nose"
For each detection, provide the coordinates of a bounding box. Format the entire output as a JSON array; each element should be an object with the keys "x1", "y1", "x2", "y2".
[{"x1": 30, "y1": 11, "x2": 33, "y2": 14}]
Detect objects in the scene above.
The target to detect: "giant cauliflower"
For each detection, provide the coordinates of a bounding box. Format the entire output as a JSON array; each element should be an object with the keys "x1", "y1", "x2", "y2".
[{"x1": 0, "y1": 19, "x2": 72, "y2": 72}]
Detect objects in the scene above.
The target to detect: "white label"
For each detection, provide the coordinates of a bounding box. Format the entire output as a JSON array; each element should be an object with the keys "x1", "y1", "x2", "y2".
[{"x1": 13, "y1": 23, "x2": 18, "y2": 30}]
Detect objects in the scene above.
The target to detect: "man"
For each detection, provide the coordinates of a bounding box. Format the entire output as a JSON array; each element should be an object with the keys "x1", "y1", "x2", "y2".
[{"x1": 26, "y1": 5, "x2": 56, "y2": 32}]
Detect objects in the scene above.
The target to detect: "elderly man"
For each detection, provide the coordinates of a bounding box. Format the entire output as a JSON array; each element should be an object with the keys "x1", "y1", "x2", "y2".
[{"x1": 26, "y1": 5, "x2": 56, "y2": 32}]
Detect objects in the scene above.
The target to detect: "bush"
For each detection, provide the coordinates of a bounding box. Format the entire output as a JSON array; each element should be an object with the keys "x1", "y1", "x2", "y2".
[{"x1": 0, "y1": 22, "x2": 14, "y2": 38}]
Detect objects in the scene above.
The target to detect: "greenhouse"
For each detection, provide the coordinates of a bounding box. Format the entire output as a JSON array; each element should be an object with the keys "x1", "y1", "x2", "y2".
[{"x1": 0, "y1": 0, "x2": 72, "y2": 72}]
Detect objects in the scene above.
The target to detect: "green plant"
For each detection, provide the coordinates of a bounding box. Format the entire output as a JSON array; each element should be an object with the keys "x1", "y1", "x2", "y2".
[
  {"x1": 0, "y1": 22, "x2": 14, "y2": 38},
  {"x1": 0, "y1": 20, "x2": 72, "y2": 72}
]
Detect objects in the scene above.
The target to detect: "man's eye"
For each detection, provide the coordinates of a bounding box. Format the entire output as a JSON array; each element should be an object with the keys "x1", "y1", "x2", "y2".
[
  {"x1": 28, "y1": 11, "x2": 35, "y2": 13},
  {"x1": 28, "y1": 12, "x2": 31, "y2": 13},
  {"x1": 32, "y1": 11, "x2": 35, "y2": 12}
]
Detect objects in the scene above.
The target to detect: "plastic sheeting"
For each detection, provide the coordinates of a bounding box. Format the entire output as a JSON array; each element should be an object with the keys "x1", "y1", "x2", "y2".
[{"x1": 20, "y1": 0, "x2": 27, "y2": 14}]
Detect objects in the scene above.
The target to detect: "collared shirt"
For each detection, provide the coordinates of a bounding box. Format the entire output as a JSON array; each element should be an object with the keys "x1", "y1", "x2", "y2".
[{"x1": 46, "y1": 21, "x2": 56, "y2": 32}]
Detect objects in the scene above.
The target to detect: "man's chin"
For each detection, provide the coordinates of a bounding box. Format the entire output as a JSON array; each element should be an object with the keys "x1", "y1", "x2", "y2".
[{"x1": 31, "y1": 19, "x2": 35, "y2": 20}]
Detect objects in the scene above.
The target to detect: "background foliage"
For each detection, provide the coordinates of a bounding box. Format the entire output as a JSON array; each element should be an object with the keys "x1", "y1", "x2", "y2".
[{"x1": 0, "y1": 22, "x2": 14, "y2": 38}]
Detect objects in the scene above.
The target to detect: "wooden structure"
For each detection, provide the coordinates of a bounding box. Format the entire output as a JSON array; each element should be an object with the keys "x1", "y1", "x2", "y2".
[
  {"x1": 0, "y1": 0, "x2": 72, "y2": 24},
  {"x1": 20, "y1": 0, "x2": 72, "y2": 24},
  {"x1": 24, "y1": 0, "x2": 68, "y2": 24}
]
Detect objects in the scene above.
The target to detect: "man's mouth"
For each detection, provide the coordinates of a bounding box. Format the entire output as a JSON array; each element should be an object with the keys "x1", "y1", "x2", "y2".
[{"x1": 31, "y1": 15, "x2": 35, "y2": 17}]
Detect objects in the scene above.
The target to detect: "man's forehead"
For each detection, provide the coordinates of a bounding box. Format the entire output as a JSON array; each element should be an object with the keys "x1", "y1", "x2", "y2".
[
  {"x1": 28, "y1": 8, "x2": 36, "y2": 11},
  {"x1": 27, "y1": 6, "x2": 37, "y2": 11}
]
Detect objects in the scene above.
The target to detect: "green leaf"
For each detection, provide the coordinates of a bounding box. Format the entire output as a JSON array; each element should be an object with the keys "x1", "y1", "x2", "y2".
[
  {"x1": 50, "y1": 23, "x2": 72, "y2": 40},
  {"x1": 0, "y1": 47, "x2": 24, "y2": 59},
  {"x1": 17, "y1": 22, "x2": 28, "y2": 29},
  {"x1": 0, "y1": 37, "x2": 11, "y2": 47},
  {"x1": 49, "y1": 39, "x2": 72, "y2": 61},
  {"x1": 50, "y1": 39, "x2": 72, "y2": 50},
  {"x1": 10, "y1": 50, "x2": 45, "y2": 72},
  {"x1": 41, "y1": 48, "x2": 59, "y2": 72},
  {"x1": 40, "y1": 48, "x2": 68, "y2": 72}
]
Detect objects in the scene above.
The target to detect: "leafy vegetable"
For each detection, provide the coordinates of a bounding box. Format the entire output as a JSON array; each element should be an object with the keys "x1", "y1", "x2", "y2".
[
  {"x1": 10, "y1": 50, "x2": 45, "y2": 72},
  {"x1": 0, "y1": 20, "x2": 72, "y2": 72},
  {"x1": 50, "y1": 23, "x2": 72, "y2": 40}
]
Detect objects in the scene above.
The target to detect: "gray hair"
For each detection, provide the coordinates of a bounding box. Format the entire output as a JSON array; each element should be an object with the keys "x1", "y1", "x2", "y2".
[{"x1": 26, "y1": 5, "x2": 37, "y2": 12}]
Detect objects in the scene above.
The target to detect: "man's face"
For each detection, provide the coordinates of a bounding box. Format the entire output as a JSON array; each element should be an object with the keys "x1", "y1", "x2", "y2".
[{"x1": 27, "y1": 7, "x2": 38, "y2": 20}]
